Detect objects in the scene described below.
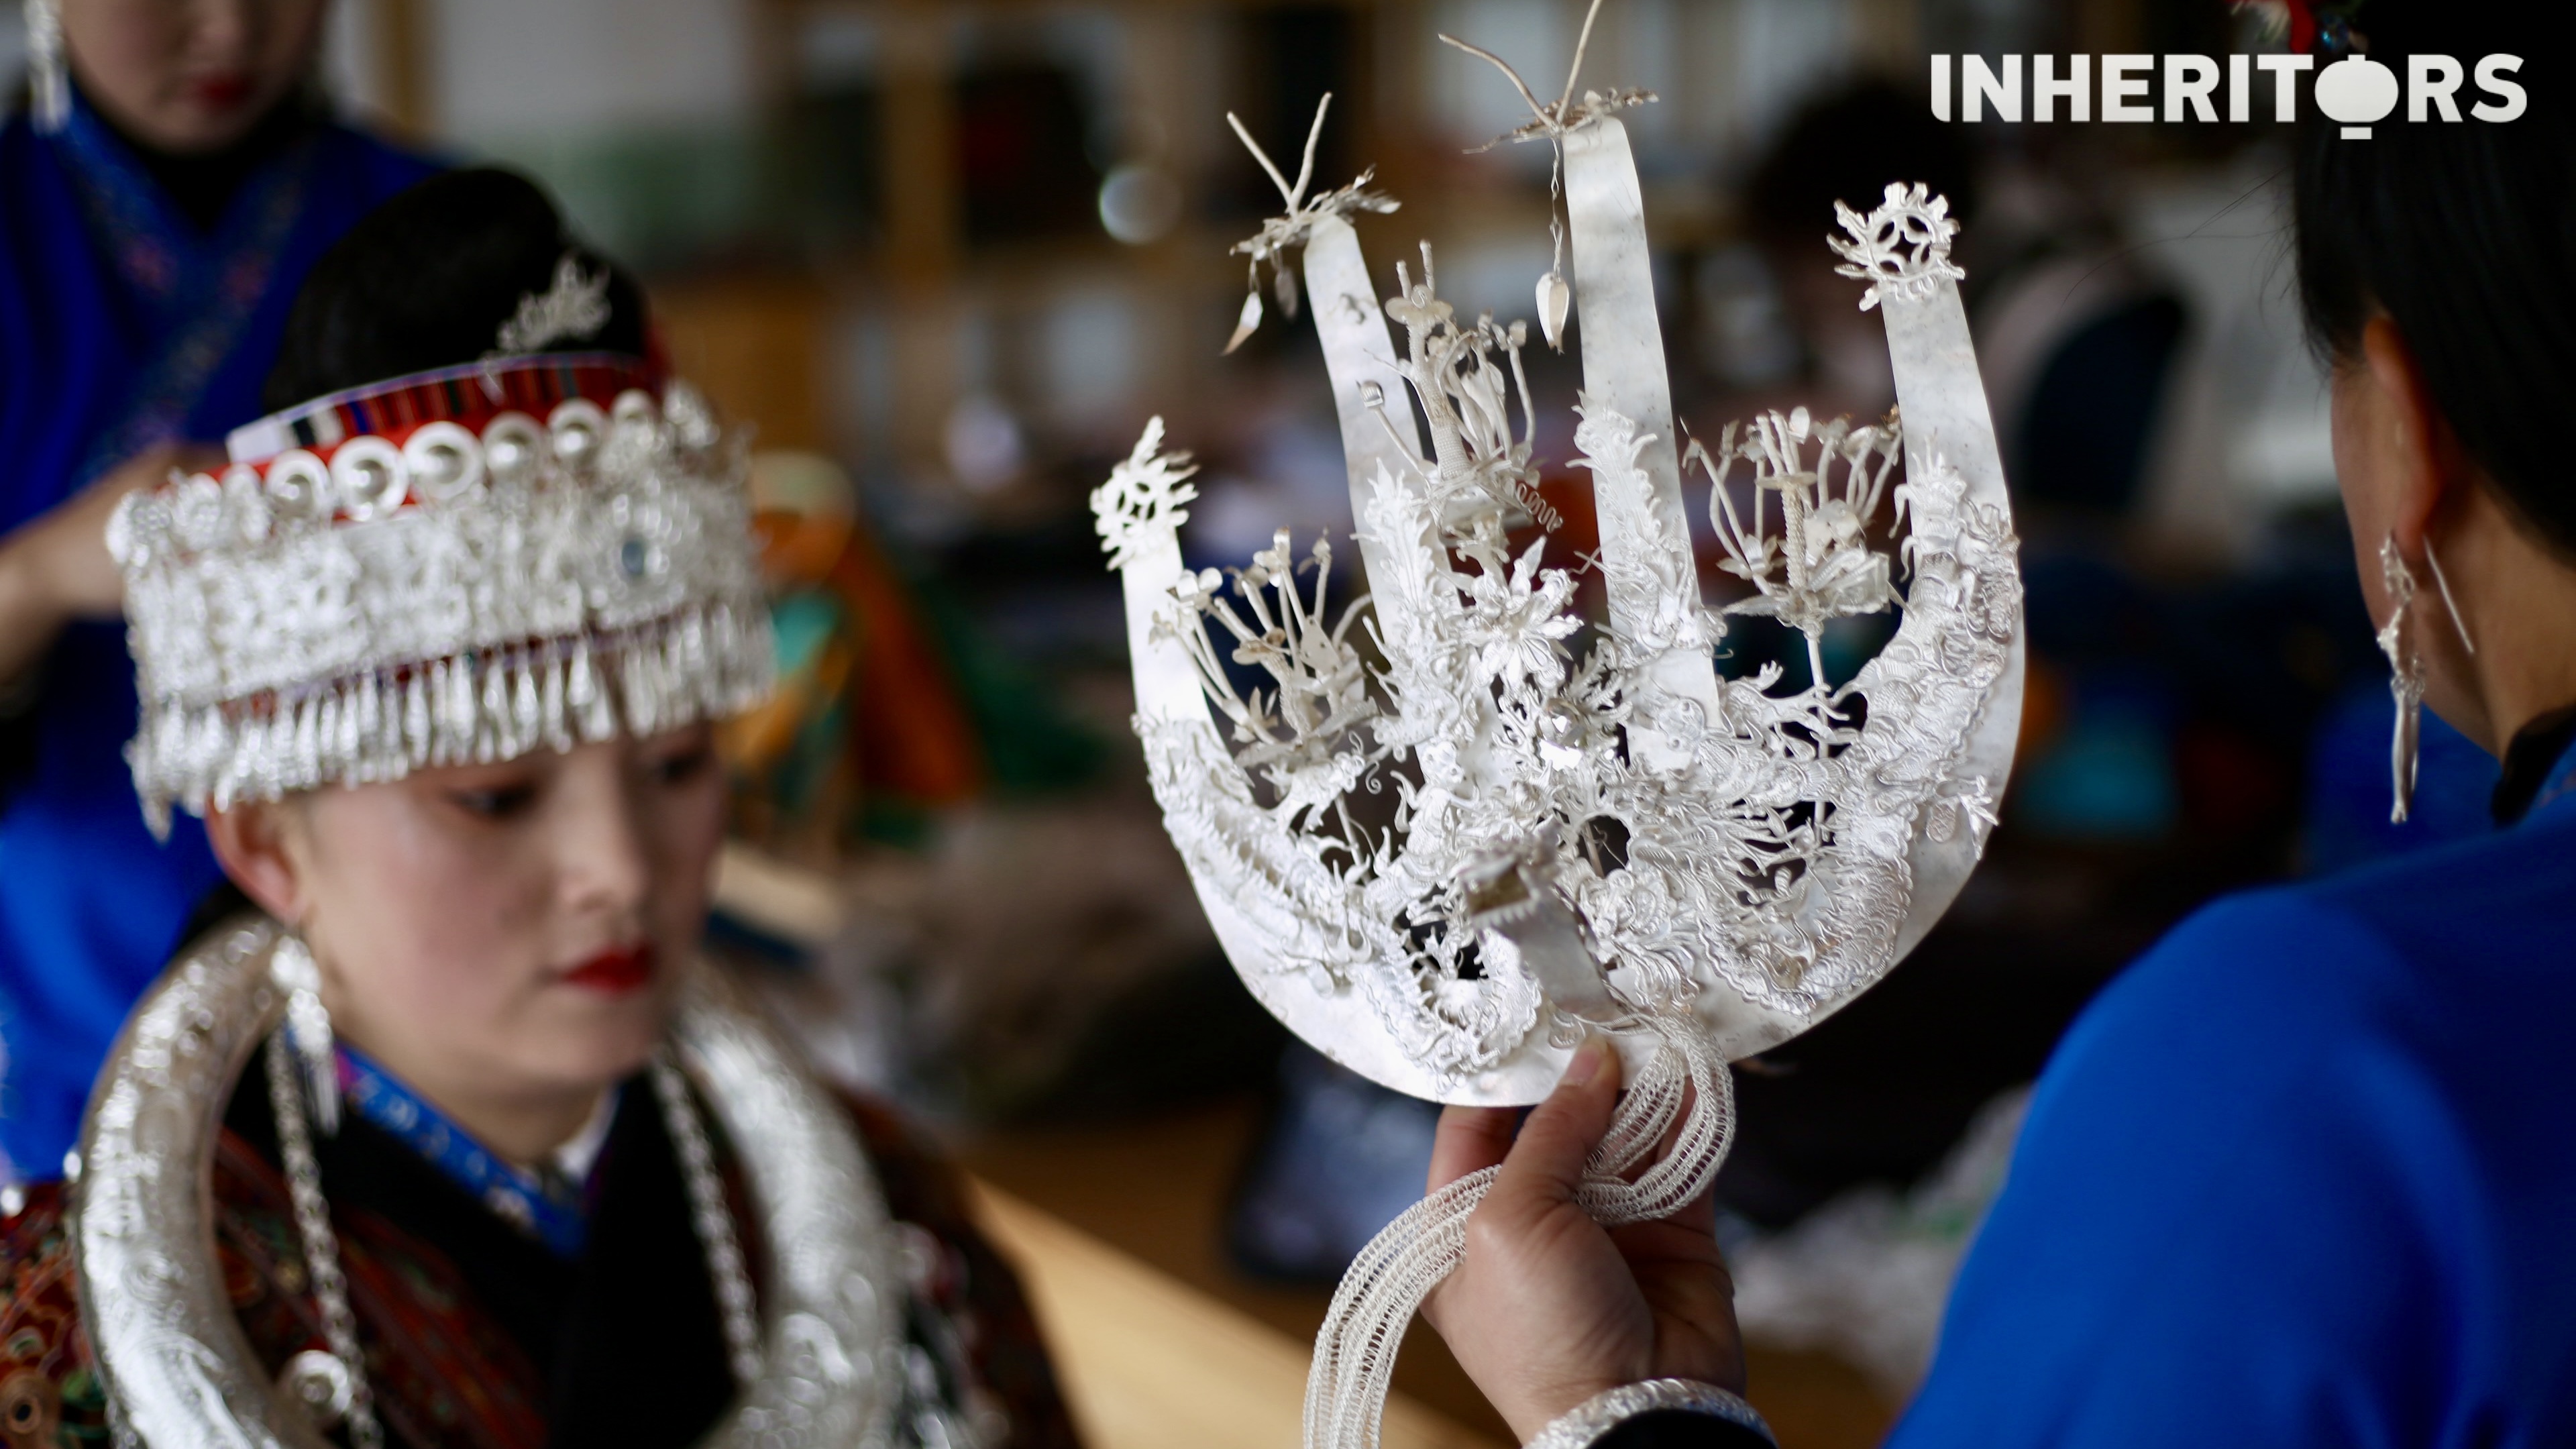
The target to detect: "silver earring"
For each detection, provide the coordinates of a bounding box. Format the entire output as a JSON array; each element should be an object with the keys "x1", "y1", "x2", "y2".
[
  {"x1": 2424, "y1": 539, "x2": 2476, "y2": 657},
  {"x1": 269, "y1": 932, "x2": 341, "y2": 1136},
  {"x1": 2376, "y1": 535, "x2": 2427, "y2": 824},
  {"x1": 24, "y1": 0, "x2": 68, "y2": 136}
]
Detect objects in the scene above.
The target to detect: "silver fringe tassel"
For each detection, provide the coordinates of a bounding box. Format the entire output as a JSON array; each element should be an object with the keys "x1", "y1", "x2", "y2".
[{"x1": 131, "y1": 600, "x2": 774, "y2": 837}]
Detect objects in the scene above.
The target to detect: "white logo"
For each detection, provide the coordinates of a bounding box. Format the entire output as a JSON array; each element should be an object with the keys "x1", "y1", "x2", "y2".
[{"x1": 1931, "y1": 52, "x2": 2526, "y2": 137}]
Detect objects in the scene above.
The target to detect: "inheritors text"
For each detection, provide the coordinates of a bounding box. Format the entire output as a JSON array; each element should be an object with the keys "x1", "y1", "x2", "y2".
[{"x1": 1929, "y1": 52, "x2": 2524, "y2": 138}]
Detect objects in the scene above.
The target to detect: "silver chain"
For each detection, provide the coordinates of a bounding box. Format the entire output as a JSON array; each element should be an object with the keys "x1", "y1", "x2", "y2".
[
  {"x1": 652, "y1": 1051, "x2": 765, "y2": 1385},
  {"x1": 264, "y1": 1028, "x2": 386, "y2": 1449},
  {"x1": 265, "y1": 1032, "x2": 767, "y2": 1445}
]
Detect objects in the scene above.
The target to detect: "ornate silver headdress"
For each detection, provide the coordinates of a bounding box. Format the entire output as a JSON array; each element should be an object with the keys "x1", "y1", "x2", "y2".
[
  {"x1": 108, "y1": 354, "x2": 773, "y2": 833},
  {"x1": 1094, "y1": 7, "x2": 2023, "y2": 1446}
]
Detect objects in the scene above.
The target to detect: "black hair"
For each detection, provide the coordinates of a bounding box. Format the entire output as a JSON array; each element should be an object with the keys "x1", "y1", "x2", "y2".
[
  {"x1": 1743, "y1": 77, "x2": 1978, "y2": 246},
  {"x1": 261, "y1": 168, "x2": 651, "y2": 413},
  {"x1": 2294, "y1": 6, "x2": 2574, "y2": 555}
]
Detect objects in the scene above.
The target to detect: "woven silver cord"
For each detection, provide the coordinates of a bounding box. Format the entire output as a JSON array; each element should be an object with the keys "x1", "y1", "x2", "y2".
[
  {"x1": 1305, "y1": 1026, "x2": 1733, "y2": 1449},
  {"x1": 1523, "y1": 1379, "x2": 1776, "y2": 1449}
]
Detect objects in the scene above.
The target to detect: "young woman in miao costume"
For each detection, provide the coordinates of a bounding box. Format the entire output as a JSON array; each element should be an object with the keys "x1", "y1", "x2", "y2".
[{"x1": 0, "y1": 169, "x2": 1081, "y2": 1449}]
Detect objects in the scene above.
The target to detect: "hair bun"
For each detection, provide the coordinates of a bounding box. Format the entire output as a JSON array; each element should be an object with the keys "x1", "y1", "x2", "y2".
[{"x1": 262, "y1": 168, "x2": 651, "y2": 413}]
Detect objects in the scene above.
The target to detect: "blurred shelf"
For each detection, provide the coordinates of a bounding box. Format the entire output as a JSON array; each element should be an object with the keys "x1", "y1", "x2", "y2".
[
  {"x1": 798, "y1": 226, "x2": 1248, "y2": 299},
  {"x1": 654, "y1": 274, "x2": 836, "y2": 451}
]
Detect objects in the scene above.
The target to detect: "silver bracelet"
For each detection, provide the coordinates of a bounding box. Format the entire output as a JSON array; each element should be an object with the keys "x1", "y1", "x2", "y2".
[{"x1": 1523, "y1": 1379, "x2": 1777, "y2": 1449}]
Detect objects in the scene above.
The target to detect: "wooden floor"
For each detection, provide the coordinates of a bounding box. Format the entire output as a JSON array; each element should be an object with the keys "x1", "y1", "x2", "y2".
[{"x1": 958, "y1": 1098, "x2": 1896, "y2": 1449}]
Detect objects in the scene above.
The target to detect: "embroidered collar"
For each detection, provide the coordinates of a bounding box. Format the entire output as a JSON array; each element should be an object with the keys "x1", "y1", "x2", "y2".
[{"x1": 335, "y1": 1044, "x2": 608, "y2": 1257}]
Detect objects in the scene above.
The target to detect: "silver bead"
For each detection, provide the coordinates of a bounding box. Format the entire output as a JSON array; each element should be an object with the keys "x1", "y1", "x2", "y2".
[
  {"x1": 549, "y1": 399, "x2": 610, "y2": 473},
  {"x1": 331, "y1": 436, "x2": 410, "y2": 521},
  {"x1": 264, "y1": 449, "x2": 331, "y2": 525},
  {"x1": 403, "y1": 421, "x2": 486, "y2": 503},
  {"x1": 482, "y1": 413, "x2": 547, "y2": 488},
  {"x1": 277, "y1": 1349, "x2": 354, "y2": 1428}
]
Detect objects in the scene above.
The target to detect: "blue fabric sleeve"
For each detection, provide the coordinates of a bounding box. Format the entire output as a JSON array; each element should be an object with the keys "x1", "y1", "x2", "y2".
[
  {"x1": 0, "y1": 115, "x2": 441, "y2": 1179},
  {"x1": 1886, "y1": 892, "x2": 2471, "y2": 1449}
]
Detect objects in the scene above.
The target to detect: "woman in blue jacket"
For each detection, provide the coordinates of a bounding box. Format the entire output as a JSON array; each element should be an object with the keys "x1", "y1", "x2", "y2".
[
  {"x1": 0, "y1": 0, "x2": 433, "y2": 1180},
  {"x1": 1423, "y1": 5, "x2": 2576, "y2": 1445}
]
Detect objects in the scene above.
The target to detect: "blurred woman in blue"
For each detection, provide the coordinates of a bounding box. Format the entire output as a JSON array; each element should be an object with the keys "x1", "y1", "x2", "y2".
[
  {"x1": 1418, "y1": 5, "x2": 2576, "y2": 1446},
  {"x1": 0, "y1": 0, "x2": 432, "y2": 1179}
]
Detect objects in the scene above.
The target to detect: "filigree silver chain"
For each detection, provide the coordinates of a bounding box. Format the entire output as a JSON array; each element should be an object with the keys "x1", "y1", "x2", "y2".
[
  {"x1": 263, "y1": 1028, "x2": 384, "y2": 1449},
  {"x1": 264, "y1": 1031, "x2": 765, "y2": 1441},
  {"x1": 651, "y1": 1051, "x2": 766, "y2": 1383}
]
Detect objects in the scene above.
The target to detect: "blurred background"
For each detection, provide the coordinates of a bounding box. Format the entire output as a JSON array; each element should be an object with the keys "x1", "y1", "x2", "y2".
[{"x1": 7, "y1": 0, "x2": 2501, "y2": 1442}]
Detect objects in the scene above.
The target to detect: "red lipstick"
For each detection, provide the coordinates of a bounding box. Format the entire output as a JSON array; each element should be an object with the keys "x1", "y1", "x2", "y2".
[
  {"x1": 561, "y1": 943, "x2": 654, "y2": 993},
  {"x1": 193, "y1": 74, "x2": 254, "y2": 111}
]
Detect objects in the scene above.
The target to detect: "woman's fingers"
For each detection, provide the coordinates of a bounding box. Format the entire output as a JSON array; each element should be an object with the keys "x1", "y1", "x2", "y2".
[
  {"x1": 1430, "y1": 1038, "x2": 1650, "y2": 1438},
  {"x1": 1428, "y1": 1035, "x2": 1751, "y2": 1419},
  {"x1": 1489, "y1": 1034, "x2": 1623, "y2": 1214},
  {"x1": 1428, "y1": 1104, "x2": 1520, "y2": 1191}
]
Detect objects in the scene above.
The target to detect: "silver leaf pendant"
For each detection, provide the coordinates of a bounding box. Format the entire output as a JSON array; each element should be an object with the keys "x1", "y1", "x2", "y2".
[
  {"x1": 1225, "y1": 288, "x2": 1265, "y2": 354},
  {"x1": 1537, "y1": 268, "x2": 1571, "y2": 351}
]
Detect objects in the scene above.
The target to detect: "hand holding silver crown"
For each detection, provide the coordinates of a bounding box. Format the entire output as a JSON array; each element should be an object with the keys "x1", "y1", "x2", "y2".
[{"x1": 1093, "y1": 7, "x2": 2023, "y2": 1444}]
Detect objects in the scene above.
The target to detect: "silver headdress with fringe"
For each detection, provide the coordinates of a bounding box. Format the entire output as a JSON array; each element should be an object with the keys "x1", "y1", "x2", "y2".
[
  {"x1": 109, "y1": 353, "x2": 772, "y2": 833},
  {"x1": 1094, "y1": 3, "x2": 2023, "y2": 1445}
]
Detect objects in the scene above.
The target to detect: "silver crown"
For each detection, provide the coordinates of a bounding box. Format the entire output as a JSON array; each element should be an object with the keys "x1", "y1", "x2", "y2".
[{"x1": 110, "y1": 369, "x2": 771, "y2": 833}]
